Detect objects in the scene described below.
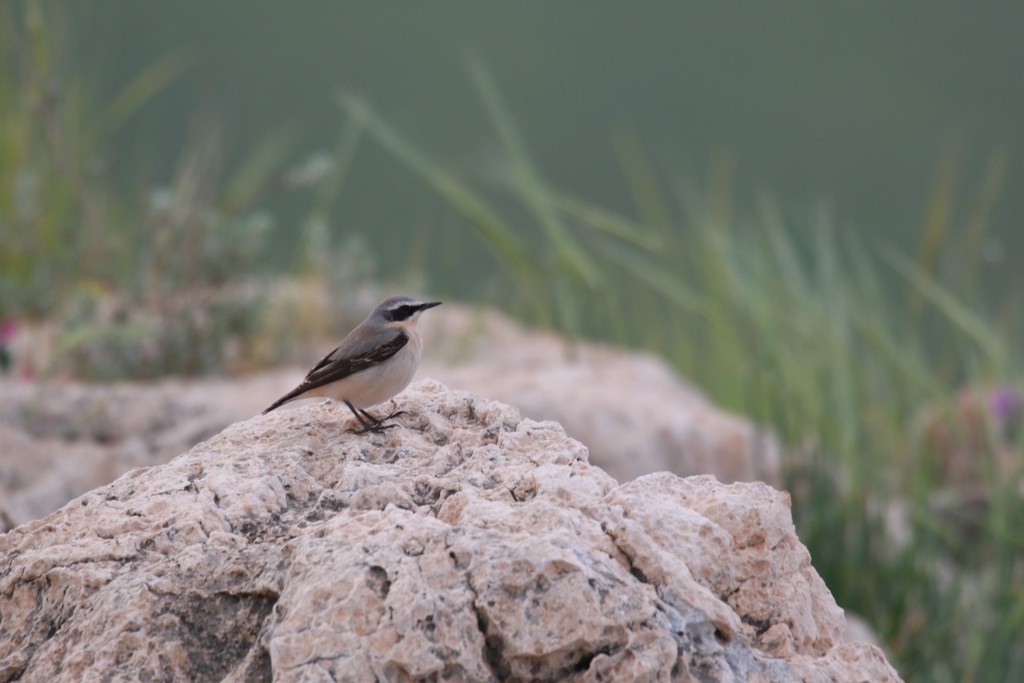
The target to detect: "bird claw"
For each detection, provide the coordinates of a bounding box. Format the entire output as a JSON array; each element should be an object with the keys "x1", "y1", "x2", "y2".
[
  {"x1": 347, "y1": 421, "x2": 400, "y2": 435},
  {"x1": 345, "y1": 401, "x2": 407, "y2": 435}
]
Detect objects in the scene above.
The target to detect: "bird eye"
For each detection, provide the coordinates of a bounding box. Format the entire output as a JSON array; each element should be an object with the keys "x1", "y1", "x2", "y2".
[{"x1": 385, "y1": 305, "x2": 414, "y2": 321}]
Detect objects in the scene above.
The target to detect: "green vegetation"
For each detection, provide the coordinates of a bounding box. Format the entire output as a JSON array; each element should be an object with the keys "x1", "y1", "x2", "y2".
[
  {"x1": 0, "y1": 2, "x2": 341, "y2": 378},
  {"x1": 3, "y1": 5, "x2": 1022, "y2": 681},
  {"x1": 339, "y1": 68, "x2": 1023, "y2": 681}
]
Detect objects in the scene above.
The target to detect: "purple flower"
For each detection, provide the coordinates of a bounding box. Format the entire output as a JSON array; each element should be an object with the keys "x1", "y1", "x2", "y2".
[{"x1": 991, "y1": 386, "x2": 1022, "y2": 426}]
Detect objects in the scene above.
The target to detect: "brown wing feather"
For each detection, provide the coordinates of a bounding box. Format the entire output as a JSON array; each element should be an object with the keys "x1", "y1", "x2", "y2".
[{"x1": 262, "y1": 332, "x2": 409, "y2": 414}]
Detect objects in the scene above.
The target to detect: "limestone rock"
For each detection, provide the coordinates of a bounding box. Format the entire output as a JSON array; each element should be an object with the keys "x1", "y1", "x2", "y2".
[
  {"x1": 0, "y1": 381, "x2": 899, "y2": 682},
  {"x1": 0, "y1": 374, "x2": 272, "y2": 529},
  {"x1": 0, "y1": 424, "x2": 118, "y2": 529}
]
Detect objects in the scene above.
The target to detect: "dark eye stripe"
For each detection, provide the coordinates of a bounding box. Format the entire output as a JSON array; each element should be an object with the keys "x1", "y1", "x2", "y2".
[{"x1": 385, "y1": 305, "x2": 415, "y2": 322}]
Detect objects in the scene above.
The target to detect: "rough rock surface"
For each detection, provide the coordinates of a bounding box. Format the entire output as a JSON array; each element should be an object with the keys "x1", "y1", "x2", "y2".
[{"x1": 0, "y1": 381, "x2": 899, "y2": 682}]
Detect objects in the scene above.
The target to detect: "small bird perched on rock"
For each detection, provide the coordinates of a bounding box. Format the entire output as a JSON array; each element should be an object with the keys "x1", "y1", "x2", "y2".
[{"x1": 263, "y1": 295, "x2": 442, "y2": 433}]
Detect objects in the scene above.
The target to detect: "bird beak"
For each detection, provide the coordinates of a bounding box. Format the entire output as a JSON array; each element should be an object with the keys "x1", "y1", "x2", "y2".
[{"x1": 417, "y1": 301, "x2": 442, "y2": 311}]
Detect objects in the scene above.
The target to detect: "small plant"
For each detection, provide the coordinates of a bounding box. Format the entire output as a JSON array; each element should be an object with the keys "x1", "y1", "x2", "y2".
[
  {"x1": 51, "y1": 132, "x2": 350, "y2": 380},
  {"x1": 0, "y1": 3, "x2": 362, "y2": 380},
  {"x1": 0, "y1": 1, "x2": 193, "y2": 318}
]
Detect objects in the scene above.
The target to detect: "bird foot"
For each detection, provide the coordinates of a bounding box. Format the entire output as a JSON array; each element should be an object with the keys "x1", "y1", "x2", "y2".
[
  {"x1": 346, "y1": 422, "x2": 399, "y2": 435},
  {"x1": 345, "y1": 402, "x2": 407, "y2": 435}
]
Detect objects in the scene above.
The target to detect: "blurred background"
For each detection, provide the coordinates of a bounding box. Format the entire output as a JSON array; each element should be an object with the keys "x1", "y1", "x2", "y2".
[{"x1": 2, "y1": 2, "x2": 1022, "y2": 680}]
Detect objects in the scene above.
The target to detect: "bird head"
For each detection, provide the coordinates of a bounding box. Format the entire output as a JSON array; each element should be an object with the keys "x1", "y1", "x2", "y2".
[{"x1": 374, "y1": 296, "x2": 442, "y2": 325}]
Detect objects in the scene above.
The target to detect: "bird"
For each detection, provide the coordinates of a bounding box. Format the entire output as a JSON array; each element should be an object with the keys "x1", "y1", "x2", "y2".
[{"x1": 263, "y1": 295, "x2": 442, "y2": 433}]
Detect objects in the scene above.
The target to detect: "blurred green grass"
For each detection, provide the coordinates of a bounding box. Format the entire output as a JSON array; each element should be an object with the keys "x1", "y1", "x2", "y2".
[
  {"x1": 337, "y1": 67, "x2": 1023, "y2": 681},
  {"x1": 3, "y1": 6, "x2": 1023, "y2": 681},
  {"x1": 0, "y1": 2, "x2": 347, "y2": 378}
]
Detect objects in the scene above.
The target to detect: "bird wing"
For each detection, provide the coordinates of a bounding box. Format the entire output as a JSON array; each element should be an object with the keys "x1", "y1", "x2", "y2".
[
  {"x1": 304, "y1": 329, "x2": 409, "y2": 385},
  {"x1": 263, "y1": 330, "x2": 409, "y2": 414}
]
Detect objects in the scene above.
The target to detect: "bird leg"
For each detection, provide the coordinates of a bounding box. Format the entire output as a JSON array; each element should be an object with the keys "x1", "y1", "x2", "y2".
[
  {"x1": 358, "y1": 408, "x2": 385, "y2": 426},
  {"x1": 362, "y1": 407, "x2": 408, "y2": 424},
  {"x1": 344, "y1": 401, "x2": 399, "y2": 434}
]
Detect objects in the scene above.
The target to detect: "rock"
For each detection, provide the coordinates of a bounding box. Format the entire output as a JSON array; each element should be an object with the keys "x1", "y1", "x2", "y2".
[
  {"x1": 0, "y1": 424, "x2": 118, "y2": 530},
  {"x1": 422, "y1": 304, "x2": 782, "y2": 486},
  {"x1": 843, "y1": 613, "x2": 882, "y2": 648},
  {"x1": 0, "y1": 374, "x2": 274, "y2": 529},
  {"x1": 0, "y1": 381, "x2": 900, "y2": 682}
]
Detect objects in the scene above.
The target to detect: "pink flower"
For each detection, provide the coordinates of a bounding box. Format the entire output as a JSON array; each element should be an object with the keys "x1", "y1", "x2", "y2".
[{"x1": 0, "y1": 317, "x2": 17, "y2": 343}]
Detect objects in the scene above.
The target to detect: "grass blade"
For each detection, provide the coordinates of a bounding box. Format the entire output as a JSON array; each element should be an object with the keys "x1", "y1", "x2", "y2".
[
  {"x1": 885, "y1": 248, "x2": 1006, "y2": 367},
  {"x1": 549, "y1": 191, "x2": 663, "y2": 251},
  {"x1": 337, "y1": 94, "x2": 535, "y2": 281},
  {"x1": 470, "y1": 61, "x2": 600, "y2": 289}
]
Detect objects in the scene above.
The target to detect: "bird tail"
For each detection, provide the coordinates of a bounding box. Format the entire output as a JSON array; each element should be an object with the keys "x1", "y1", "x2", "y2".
[
  {"x1": 262, "y1": 387, "x2": 305, "y2": 414},
  {"x1": 261, "y1": 399, "x2": 286, "y2": 415}
]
